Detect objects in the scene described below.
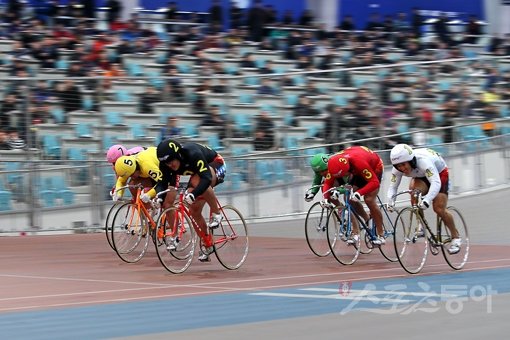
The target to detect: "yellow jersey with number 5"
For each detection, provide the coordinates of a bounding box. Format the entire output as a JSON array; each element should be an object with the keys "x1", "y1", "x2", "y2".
[{"x1": 115, "y1": 147, "x2": 162, "y2": 196}]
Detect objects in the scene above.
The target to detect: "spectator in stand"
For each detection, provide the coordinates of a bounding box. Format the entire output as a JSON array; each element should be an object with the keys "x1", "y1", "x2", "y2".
[
  {"x1": 481, "y1": 104, "x2": 499, "y2": 138},
  {"x1": 299, "y1": 9, "x2": 314, "y2": 26},
  {"x1": 434, "y1": 12, "x2": 451, "y2": 44},
  {"x1": 240, "y1": 52, "x2": 257, "y2": 68},
  {"x1": 339, "y1": 14, "x2": 355, "y2": 31},
  {"x1": 258, "y1": 78, "x2": 277, "y2": 95},
  {"x1": 55, "y1": 80, "x2": 82, "y2": 114},
  {"x1": 6, "y1": 127, "x2": 26, "y2": 150},
  {"x1": 411, "y1": 7, "x2": 423, "y2": 38},
  {"x1": 247, "y1": 0, "x2": 267, "y2": 42},
  {"x1": 229, "y1": 1, "x2": 244, "y2": 29},
  {"x1": 290, "y1": 94, "x2": 320, "y2": 126},
  {"x1": 442, "y1": 100, "x2": 459, "y2": 143},
  {"x1": 209, "y1": 0, "x2": 223, "y2": 33},
  {"x1": 253, "y1": 110, "x2": 275, "y2": 151},
  {"x1": 1, "y1": 94, "x2": 20, "y2": 128},
  {"x1": 282, "y1": 10, "x2": 294, "y2": 25},
  {"x1": 160, "y1": 116, "x2": 182, "y2": 141},
  {"x1": 106, "y1": 0, "x2": 122, "y2": 29},
  {"x1": 464, "y1": 15, "x2": 482, "y2": 44},
  {"x1": 0, "y1": 130, "x2": 9, "y2": 150},
  {"x1": 139, "y1": 85, "x2": 161, "y2": 114},
  {"x1": 201, "y1": 105, "x2": 227, "y2": 140}
]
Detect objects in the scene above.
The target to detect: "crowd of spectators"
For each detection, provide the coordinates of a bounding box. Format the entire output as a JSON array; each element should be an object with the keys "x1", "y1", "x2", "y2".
[{"x1": 0, "y1": 0, "x2": 509, "y2": 154}]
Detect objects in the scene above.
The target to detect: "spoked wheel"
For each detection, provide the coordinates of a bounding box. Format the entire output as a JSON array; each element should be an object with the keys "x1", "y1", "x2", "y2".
[
  {"x1": 154, "y1": 207, "x2": 196, "y2": 274},
  {"x1": 105, "y1": 203, "x2": 122, "y2": 251},
  {"x1": 393, "y1": 207, "x2": 428, "y2": 274},
  {"x1": 213, "y1": 205, "x2": 249, "y2": 270},
  {"x1": 360, "y1": 227, "x2": 374, "y2": 255},
  {"x1": 111, "y1": 202, "x2": 150, "y2": 263},
  {"x1": 327, "y1": 207, "x2": 360, "y2": 265},
  {"x1": 305, "y1": 202, "x2": 333, "y2": 257},
  {"x1": 440, "y1": 206, "x2": 469, "y2": 270},
  {"x1": 378, "y1": 208, "x2": 400, "y2": 262}
]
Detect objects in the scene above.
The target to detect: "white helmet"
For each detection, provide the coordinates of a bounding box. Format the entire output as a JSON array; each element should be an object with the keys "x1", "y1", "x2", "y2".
[{"x1": 390, "y1": 144, "x2": 415, "y2": 165}]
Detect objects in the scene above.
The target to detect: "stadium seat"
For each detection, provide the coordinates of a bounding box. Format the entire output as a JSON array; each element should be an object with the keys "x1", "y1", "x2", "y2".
[
  {"x1": 41, "y1": 135, "x2": 61, "y2": 159},
  {"x1": 105, "y1": 111, "x2": 123, "y2": 126},
  {"x1": 0, "y1": 190, "x2": 12, "y2": 211},
  {"x1": 75, "y1": 123, "x2": 93, "y2": 138}
]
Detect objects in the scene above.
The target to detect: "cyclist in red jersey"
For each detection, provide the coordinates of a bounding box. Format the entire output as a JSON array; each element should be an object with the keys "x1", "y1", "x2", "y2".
[{"x1": 323, "y1": 146, "x2": 386, "y2": 245}]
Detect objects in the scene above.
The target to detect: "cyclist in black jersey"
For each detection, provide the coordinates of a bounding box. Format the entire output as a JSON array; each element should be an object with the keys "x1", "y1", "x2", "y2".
[{"x1": 156, "y1": 138, "x2": 226, "y2": 262}]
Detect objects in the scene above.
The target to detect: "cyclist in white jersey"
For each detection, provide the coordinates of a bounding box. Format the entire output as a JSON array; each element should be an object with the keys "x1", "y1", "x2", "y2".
[{"x1": 387, "y1": 144, "x2": 461, "y2": 254}]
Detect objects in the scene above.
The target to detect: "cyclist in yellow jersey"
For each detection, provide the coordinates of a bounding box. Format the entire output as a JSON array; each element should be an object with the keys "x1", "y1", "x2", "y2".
[{"x1": 113, "y1": 146, "x2": 163, "y2": 202}]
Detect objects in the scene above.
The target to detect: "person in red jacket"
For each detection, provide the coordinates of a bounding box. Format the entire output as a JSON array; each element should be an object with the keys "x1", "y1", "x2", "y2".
[{"x1": 323, "y1": 145, "x2": 385, "y2": 245}]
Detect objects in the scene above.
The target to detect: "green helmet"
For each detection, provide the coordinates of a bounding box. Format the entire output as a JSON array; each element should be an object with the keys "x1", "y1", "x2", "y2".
[{"x1": 310, "y1": 153, "x2": 329, "y2": 173}]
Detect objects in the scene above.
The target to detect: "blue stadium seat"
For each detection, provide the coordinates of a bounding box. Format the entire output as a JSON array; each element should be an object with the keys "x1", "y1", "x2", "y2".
[
  {"x1": 105, "y1": 111, "x2": 123, "y2": 125},
  {"x1": 0, "y1": 190, "x2": 12, "y2": 211},
  {"x1": 50, "y1": 107, "x2": 65, "y2": 123},
  {"x1": 131, "y1": 125, "x2": 146, "y2": 138},
  {"x1": 41, "y1": 135, "x2": 61, "y2": 159},
  {"x1": 40, "y1": 189, "x2": 57, "y2": 207},
  {"x1": 115, "y1": 90, "x2": 133, "y2": 102},
  {"x1": 75, "y1": 123, "x2": 93, "y2": 138}
]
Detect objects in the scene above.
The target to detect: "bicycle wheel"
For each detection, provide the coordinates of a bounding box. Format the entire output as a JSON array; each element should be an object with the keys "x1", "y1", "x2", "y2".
[
  {"x1": 213, "y1": 205, "x2": 249, "y2": 270},
  {"x1": 359, "y1": 227, "x2": 374, "y2": 255},
  {"x1": 105, "y1": 203, "x2": 122, "y2": 251},
  {"x1": 111, "y1": 202, "x2": 150, "y2": 263},
  {"x1": 327, "y1": 207, "x2": 360, "y2": 265},
  {"x1": 378, "y1": 207, "x2": 400, "y2": 262},
  {"x1": 154, "y1": 206, "x2": 196, "y2": 274},
  {"x1": 393, "y1": 207, "x2": 428, "y2": 274},
  {"x1": 440, "y1": 206, "x2": 469, "y2": 270},
  {"x1": 305, "y1": 202, "x2": 333, "y2": 257}
]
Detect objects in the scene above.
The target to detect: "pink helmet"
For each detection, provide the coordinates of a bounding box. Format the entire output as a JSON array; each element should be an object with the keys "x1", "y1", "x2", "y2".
[
  {"x1": 106, "y1": 144, "x2": 128, "y2": 164},
  {"x1": 127, "y1": 146, "x2": 144, "y2": 156}
]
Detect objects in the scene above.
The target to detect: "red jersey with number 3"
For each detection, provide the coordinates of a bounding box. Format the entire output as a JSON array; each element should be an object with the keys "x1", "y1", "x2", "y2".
[{"x1": 323, "y1": 146, "x2": 383, "y2": 197}]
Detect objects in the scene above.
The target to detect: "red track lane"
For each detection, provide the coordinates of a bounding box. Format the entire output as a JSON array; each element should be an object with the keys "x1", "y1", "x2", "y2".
[{"x1": 1, "y1": 234, "x2": 509, "y2": 313}]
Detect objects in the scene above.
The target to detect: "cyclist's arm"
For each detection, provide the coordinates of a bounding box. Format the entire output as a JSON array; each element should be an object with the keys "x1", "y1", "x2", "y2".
[
  {"x1": 322, "y1": 174, "x2": 335, "y2": 199},
  {"x1": 114, "y1": 175, "x2": 129, "y2": 197},
  {"x1": 352, "y1": 160, "x2": 380, "y2": 196},
  {"x1": 421, "y1": 161, "x2": 441, "y2": 202},
  {"x1": 387, "y1": 168, "x2": 403, "y2": 201},
  {"x1": 310, "y1": 172, "x2": 323, "y2": 195},
  {"x1": 189, "y1": 160, "x2": 213, "y2": 198}
]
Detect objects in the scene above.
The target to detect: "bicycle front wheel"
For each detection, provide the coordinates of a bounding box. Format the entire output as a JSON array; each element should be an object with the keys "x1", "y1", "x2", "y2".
[
  {"x1": 213, "y1": 205, "x2": 249, "y2": 270},
  {"x1": 111, "y1": 203, "x2": 150, "y2": 263},
  {"x1": 327, "y1": 207, "x2": 360, "y2": 265},
  {"x1": 440, "y1": 206, "x2": 469, "y2": 270},
  {"x1": 154, "y1": 206, "x2": 196, "y2": 274},
  {"x1": 393, "y1": 207, "x2": 428, "y2": 274},
  {"x1": 378, "y1": 206, "x2": 400, "y2": 262},
  {"x1": 105, "y1": 203, "x2": 121, "y2": 251},
  {"x1": 305, "y1": 202, "x2": 333, "y2": 257}
]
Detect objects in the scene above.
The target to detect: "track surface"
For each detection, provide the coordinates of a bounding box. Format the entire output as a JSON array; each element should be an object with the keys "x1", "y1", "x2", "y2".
[{"x1": 1, "y1": 188, "x2": 509, "y2": 339}]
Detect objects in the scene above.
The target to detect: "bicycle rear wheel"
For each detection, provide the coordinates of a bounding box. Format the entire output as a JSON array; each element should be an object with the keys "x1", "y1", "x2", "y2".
[
  {"x1": 305, "y1": 202, "x2": 333, "y2": 257},
  {"x1": 378, "y1": 207, "x2": 400, "y2": 262},
  {"x1": 111, "y1": 203, "x2": 150, "y2": 263},
  {"x1": 440, "y1": 206, "x2": 469, "y2": 270},
  {"x1": 327, "y1": 207, "x2": 360, "y2": 265},
  {"x1": 393, "y1": 207, "x2": 428, "y2": 274},
  {"x1": 213, "y1": 205, "x2": 249, "y2": 270},
  {"x1": 154, "y1": 206, "x2": 196, "y2": 274}
]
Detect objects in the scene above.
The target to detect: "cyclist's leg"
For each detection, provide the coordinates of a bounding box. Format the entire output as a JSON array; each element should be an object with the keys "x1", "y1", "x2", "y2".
[
  {"x1": 433, "y1": 193, "x2": 459, "y2": 239},
  {"x1": 364, "y1": 189, "x2": 384, "y2": 237}
]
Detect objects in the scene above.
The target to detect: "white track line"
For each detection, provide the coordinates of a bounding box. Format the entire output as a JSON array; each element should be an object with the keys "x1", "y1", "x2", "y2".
[{"x1": 0, "y1": 261, "x2": 509, "y2": 313}]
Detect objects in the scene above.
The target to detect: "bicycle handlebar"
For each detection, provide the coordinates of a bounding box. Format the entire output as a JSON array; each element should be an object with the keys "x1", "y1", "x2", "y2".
[{"x1": 391, "y1": 189, "x2": 423, "y2": 208}]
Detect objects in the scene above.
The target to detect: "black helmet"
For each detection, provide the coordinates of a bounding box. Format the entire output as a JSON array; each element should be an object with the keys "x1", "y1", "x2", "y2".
[{"x1": 157, "y1": 138, "x2": 183, "y2": 163}]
